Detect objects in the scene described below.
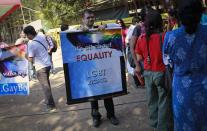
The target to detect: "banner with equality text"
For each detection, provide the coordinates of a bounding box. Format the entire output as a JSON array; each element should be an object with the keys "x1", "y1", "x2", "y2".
[
  {"x1": 60, "y1": 28, "x2": 127, "y2": 104},
  {"x1": 0, "y1": 44, "x2": 29, "y2": 96}
]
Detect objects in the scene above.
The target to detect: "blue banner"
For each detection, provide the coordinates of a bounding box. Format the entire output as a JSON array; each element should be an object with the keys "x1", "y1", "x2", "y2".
[{"x1": 0, "y1": 44, "x2": 29, "y2": 96}]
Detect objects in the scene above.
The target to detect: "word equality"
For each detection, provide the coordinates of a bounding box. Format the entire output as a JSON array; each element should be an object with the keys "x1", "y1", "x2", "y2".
[{"x1": 76, "y1": 51, "x2": 112, "y2": 62}]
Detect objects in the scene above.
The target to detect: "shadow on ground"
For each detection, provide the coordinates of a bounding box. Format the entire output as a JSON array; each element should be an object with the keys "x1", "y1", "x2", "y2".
[{"x1": 0, "y1": 49, "x2": 151, "y2": 131}]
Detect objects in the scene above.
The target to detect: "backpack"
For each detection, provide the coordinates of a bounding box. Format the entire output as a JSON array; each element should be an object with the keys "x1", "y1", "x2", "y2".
[
  {"x1": 46, "y1": 36, "x2": 57, "y2": 52},
  {"x1": 50, "y1": 37, "x2": 57, "y2": 52}
]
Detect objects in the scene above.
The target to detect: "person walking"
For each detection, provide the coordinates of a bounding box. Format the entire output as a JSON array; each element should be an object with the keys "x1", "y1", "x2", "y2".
[{"x1": 23, "y1": 25, "x2": 56, "y2": 112}]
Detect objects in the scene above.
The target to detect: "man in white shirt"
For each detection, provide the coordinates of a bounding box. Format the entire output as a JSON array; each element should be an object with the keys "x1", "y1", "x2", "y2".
[
  {"x1": 125, "y1": 16, "x2": 140, "y2": 75},
  {"x1": 23, "y1": 25, "x2": 56, "y2": 111},
  {"x1": 38, "y1": 29, "x2": 56, "y2": 74}
]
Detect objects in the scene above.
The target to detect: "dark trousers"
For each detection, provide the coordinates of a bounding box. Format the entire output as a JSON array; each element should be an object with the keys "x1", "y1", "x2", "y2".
[
  {"x1": 49, "y1": 53, "x2": 54, "y2": 71},
  {"x1": 36, "y1": 66, "x2": 55, "y2": 107},
  {"x1": 91, "y1": 98, "x2": 115, "y2": 119}
]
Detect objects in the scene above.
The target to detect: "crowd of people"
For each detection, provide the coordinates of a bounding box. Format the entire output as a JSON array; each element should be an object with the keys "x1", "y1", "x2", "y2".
[
  {"x1": 128, "y1": 0, "x2": 207, "y2": 131},
  {"x1": 1, "y1": 0, "x2": 207, "y2": 130}
]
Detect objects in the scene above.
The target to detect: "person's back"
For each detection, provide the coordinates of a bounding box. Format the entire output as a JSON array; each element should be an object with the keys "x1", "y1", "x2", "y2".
[
  {"x1": 28, "y1": 34, "x2": 51, "y2": 70},
  {"x1": 135, "y1": 9, "x2": 170, "y2": 131},
  {"x1": 163, "y1": 0, "x2": 207, "y2": 131},
  {"x1": 136, "y1": 33, "x2": 165, "y2": 72},
  {"x1": 164, "y1": 24, "x2": 207, "y2": 76}
]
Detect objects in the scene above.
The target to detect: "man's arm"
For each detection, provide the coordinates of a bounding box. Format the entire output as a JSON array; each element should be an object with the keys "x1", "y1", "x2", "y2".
[
  {"x1": 130, "y1": 26, "x2": 141, "y2": 68},
  {"x1": 130, "y1": 36, "x2": 138, "y2": 65},
  {"x1": 135, "y1": 54, "x2": 143, "y2": 73},
  {"x1": 27, "y1": 42, "x2": 35, "y2": 63}
]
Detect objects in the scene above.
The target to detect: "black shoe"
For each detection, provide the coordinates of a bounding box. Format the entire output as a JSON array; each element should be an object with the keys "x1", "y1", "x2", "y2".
[
  {"x1": 108, "y1": 116, "x2": 119, "y2": 125},
  {"x1": 93, "y1": 118, "x2": 101, "y2": 128}
]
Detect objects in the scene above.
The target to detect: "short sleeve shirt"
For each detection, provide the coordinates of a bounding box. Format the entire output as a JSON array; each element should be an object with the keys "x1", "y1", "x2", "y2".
[
  {"x1": 135, "y1": 33, "x2": 165, "y2": 72},
  {"x1": 28, "y1": 34, "x2": 51, "y2": 71}
]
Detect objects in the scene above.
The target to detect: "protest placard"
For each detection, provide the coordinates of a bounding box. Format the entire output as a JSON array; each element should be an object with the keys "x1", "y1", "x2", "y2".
[
  {"x1": 60, "y1": 28, "x2": 127, "y2": 104},
  {"x1": 0, "y1": 44, "x2": 29, "y2": 95}
]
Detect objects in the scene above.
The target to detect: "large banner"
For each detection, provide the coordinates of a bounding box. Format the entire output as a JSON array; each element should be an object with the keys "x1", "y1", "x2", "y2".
[
  {"x1": 0, "y1": 44, "x2": 29, "y2": 95},
  {"x1": 61, "y1": 28, "x2": 127, "y2": 104}
]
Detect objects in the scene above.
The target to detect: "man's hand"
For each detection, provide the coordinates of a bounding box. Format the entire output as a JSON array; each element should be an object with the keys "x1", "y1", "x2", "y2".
[
  {"x1": 48, "y1": 48, "x2": 52, "y2": 55},
  {"x1": 135, "y1": 65, "x2": 142, "y2": 74},
  {"x1": 97, "y1": 25, "x2": 106, "y2": 31},
  {"x1": 79, "y1": 25, "x2": 90, "y2": 31}
]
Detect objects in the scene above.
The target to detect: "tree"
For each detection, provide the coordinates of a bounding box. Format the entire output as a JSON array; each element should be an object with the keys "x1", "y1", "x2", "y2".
[
  {"x1": 21, "y1": 0, "x2": 128, "y2": 28},
  {"x1": 21, "y1": 0, "x2": 89, "y2": 28},
  {"x1": 39, "y1": 0, "x2": 89, "y2": 27}
]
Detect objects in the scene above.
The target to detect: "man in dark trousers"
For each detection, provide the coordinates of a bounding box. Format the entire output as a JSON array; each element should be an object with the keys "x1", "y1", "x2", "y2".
[{"x1": 80, "y1": 9, "x2": 119, "y2": 127}]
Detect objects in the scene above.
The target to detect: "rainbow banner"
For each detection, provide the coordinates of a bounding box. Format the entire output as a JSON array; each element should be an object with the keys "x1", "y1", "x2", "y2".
[
  {"x1": 0, "y1": 44, "x2": 29, "y2": 95},
  {"x1": 61, "y1": 28, "x2": 127, "y2": 104}
]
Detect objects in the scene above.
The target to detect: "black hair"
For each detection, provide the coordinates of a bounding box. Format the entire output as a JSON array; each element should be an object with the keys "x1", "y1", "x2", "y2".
[
  {"x1": 144, "y1": 1, "x2": 153, "y2": 8},
  {"x1": 168, "y1": 8, "x2": 178, "y2": 18},
  {"x1": 23, "y1": 25, "x2": 37, "y2": 36},
  {"x1": 60, "y1": 24, "x2": 69, "y2": 31},
  {"x1": 140, "y1": 6, "x2": 154, "y2": 22},
  {"x1": 39, "y1": 28, "x2": 45, "y2": 34},
  {"x1": 144, "y1": 9, "x2": 163, "y2": 41},
  {"x1": 132, "y1": 16, "x2": 140, "y2": 25},
  {"x1": 178, "y1": 0, "x2": 203, "y2": 34},
  {"x1": 116, "y1": 19, "x2": 126, "y2": 29},
  {"x1": 82, "y1": 9, "x2": 94, "y2": 18}
]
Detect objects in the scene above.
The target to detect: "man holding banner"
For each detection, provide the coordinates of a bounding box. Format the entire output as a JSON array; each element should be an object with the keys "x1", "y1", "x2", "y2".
[{"x1": 80, "y1": 9, "x2": 119, "y2": 127}]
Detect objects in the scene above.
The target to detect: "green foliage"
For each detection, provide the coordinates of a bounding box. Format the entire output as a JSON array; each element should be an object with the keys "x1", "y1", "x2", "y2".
[
  {"x1": 21, "y1": 0, "x2": 128, "y2": 28},
  {"x1": 39, "y1": 0, "x2": 88, "y2": 28},
  {"x1": 21, "y1": 0, "x2": 89, "y2": 28}
]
